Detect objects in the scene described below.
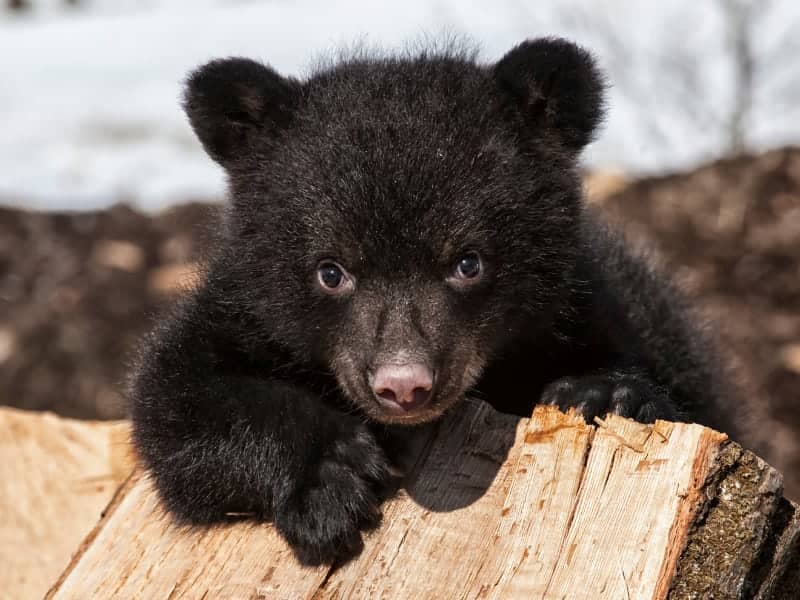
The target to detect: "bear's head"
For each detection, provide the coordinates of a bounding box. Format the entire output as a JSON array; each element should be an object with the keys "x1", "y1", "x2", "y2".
[{"x1": 184, "y1": 38, "x2": 605, "y2": 425}]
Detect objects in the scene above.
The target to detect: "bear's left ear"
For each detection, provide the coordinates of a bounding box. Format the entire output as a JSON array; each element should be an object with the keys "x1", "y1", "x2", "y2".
[
  {"x1": 183, "y1": 58, "x2": 301, "y2": 166},
  {"x1": 493, "y1": 38, "x2": 606, "y2": 154}
]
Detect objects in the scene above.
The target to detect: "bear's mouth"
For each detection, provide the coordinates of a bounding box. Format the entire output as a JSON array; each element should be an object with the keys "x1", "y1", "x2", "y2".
[
  {"x1": 331, "y1": 348, "x2": 488, "y2": 426},
  {"x1": 370, "y1": 395, "x2": 450, "y2": 425},
  {"x1": 342, "y1": 373, "x2": 455, "y2": 426},
  {"x1": 364, "y1": 369, "x2": 475, "y2": 426}
]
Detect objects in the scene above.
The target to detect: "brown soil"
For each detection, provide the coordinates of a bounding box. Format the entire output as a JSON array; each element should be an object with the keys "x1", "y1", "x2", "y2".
[
  {"x1": 0, "y1": 202, "x2": 219, "y2": 419},
  {"x1": 594, "y1": 146, "x2": 800, "y2": 499}
]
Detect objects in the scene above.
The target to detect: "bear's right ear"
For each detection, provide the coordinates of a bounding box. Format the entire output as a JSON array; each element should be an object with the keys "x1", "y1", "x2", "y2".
[{"x1": 183, "y1": 58, "x2": 300, "y2": 166}]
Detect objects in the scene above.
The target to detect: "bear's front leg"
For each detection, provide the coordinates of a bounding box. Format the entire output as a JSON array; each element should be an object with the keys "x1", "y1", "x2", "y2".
[
  {"x1": 131, "y1": 298, "x2": 397, "y2": 566},
  {"x1": 540, "y1": 370, "x2": 679, "y2": 424},
  {"x1": 135, "y1": 371, "x2": 397, "y2": 566}
]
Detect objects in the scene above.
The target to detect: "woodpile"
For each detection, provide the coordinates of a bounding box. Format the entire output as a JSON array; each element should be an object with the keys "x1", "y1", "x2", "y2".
[{"x1": 36, "y1": 401, "x2": 798, "y2": 600}]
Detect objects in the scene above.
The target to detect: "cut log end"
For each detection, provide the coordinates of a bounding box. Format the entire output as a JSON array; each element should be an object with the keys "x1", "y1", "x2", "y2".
[{"x1": 44, "y1": 402, "x2": 799, "y2": 600}]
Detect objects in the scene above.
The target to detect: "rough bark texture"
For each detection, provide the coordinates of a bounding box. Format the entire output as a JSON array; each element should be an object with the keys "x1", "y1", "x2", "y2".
[{"x1": 45, "y1": 401, "x2": 798, "y2": 600}]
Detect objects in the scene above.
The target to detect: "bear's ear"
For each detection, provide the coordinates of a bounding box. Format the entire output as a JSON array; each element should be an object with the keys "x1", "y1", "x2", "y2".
[
  {"x1": 183, "y1": 58, "x2": 300, "y2": 166},
  {"x1": 493, "y1": 38, "x2": 605, "y2": 153}
]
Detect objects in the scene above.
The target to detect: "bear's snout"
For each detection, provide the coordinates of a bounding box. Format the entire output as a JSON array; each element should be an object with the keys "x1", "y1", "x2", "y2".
[{"x1": 370, "y1": 363, "x2": 434, "y2": 413}]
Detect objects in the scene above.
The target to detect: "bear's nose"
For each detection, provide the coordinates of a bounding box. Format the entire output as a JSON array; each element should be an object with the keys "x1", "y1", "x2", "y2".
[{"x1": 371, "y1": 363, "x2": 434, "y2": 411}]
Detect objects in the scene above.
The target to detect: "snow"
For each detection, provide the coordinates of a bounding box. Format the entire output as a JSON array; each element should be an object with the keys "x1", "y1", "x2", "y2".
[{"x1": 1, "y1": 0, "x2": 798, "y2": 211}]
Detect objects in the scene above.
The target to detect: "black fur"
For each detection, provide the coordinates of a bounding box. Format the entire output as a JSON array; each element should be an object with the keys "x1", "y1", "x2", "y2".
[{"x1": 130, "y1": 38, "x2": 738, "y2": 565}]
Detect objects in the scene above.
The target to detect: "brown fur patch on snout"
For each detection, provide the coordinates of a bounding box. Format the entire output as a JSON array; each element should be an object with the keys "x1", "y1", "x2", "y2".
[
  {"x1": 330, "y1": 332, "x2": 489, "y2": 426},
  {"x1": 325, "y1": 282, "x2": 492, "y2": 425}
]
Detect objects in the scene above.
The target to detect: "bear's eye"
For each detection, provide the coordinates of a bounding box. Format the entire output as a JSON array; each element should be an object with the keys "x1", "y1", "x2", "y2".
[
  {"x1": 447, "y1": 252, "x2": 483, "y2": 289},
  {"x1": 455, "y1": 253, "x2": 482, "y2": 280},
  {"x1": 316, "y1": 261, "x2": 353, "y2": 294}
]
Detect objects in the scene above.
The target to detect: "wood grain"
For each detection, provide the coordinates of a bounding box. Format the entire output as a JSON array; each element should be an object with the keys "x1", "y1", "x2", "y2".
[
  {"x1": 46, "y1": 400, "x2": 798, "y2": 600},
  {"x1": 47, "y1": 472, "x2": 329, "y2": 600},
  {"x1": 0, "y1": 408, "x2": 132, "y2": 600}
]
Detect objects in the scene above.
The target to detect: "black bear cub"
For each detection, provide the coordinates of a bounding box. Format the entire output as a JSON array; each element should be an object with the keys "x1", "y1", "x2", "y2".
[{"x1": 131, "y1": 38, "x2": 737, "y2": 565}]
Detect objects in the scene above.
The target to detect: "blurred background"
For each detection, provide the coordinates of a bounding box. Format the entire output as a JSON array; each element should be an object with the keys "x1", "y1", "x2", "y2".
[{"x1": 1, "y1": 0, "x2": 798, "y2": 500}]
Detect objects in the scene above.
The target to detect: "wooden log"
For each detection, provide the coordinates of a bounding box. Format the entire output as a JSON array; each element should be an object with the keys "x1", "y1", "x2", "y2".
[
  {"x1": 47, "y1": 401, "x2": 798, "y2": 600},
  {"x1": 0, "y1": 407, "x2": 133, "y2": 600}
]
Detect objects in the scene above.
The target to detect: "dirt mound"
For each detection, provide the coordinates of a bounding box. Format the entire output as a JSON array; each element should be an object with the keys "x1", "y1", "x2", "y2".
[
  {"x1": 596, "y1": 147, "x2": 800, "y2": 497},
  {"x1": 0, "y1": 202, "x2": 218, "y2": 419}
]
